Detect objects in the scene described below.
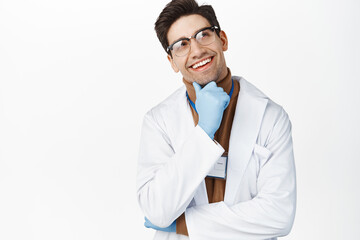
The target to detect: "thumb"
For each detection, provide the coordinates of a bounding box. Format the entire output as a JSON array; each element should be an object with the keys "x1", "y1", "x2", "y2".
[
  {"x1": 192, "y1": 82, "x2": 201, "y2": 95},
  {"x1": 224, "y1": 96, "x2": 230, "y2": 109}
]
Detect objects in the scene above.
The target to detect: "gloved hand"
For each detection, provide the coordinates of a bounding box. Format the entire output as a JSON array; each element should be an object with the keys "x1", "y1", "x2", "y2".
[
  {"x1": 193, "y1": 81, "x2": 230, "y2": 139},
  {"x1": 144, "y1": 217, "x2": 176, "y2": 232}
]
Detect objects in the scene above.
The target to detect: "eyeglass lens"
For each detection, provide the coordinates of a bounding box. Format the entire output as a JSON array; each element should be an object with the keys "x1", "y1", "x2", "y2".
[{"x1": 172, "y1": 28, "x2": 216, "y2": 57}]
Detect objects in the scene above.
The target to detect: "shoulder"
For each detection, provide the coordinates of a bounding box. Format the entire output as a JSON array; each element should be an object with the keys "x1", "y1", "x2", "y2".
[
  {"x1": 143, "y1": 86, "x2": 187, "y2": 128},
  {"x1": 235, "y1": 76, "x2": 292, "y2": 144},
  {"x1": 235, "y1": 76, "x2": 286, "y2": 116}
]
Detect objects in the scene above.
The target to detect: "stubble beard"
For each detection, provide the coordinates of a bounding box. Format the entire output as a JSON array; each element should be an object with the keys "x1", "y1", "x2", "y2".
[{"x1": 191, "y1": 65, "x2": 225, "y2": 87}]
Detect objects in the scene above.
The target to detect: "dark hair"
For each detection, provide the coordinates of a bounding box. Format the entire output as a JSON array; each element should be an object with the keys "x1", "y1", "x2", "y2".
[{"x1": 155, "y1": 0, "x2": 221, "y2": 55}]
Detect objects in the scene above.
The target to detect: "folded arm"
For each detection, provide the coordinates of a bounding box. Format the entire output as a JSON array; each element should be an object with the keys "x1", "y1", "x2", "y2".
[
  {"x1": 137, "y1": 110, "x2": 224, "y2": 227},
  {"x1": 184, "y1": 109, "x2": 296, "y2": 239}
]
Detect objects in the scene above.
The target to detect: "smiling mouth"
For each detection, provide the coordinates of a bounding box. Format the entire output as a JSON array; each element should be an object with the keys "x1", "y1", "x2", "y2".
[{"x1": 191, "y1": 57, "x2": 213, "y2": 69}]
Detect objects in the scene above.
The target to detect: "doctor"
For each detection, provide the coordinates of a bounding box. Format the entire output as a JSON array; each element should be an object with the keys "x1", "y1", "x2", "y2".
[{"x1": 137, "y1": 0, "x2": 296, "y2": 239}]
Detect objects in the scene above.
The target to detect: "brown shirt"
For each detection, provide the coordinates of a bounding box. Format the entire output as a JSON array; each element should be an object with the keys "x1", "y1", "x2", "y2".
[{"x1": 176, "y1": 69, "x2": 240, "y2": 235}]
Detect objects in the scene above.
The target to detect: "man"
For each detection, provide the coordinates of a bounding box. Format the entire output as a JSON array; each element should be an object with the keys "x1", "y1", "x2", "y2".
[{"x1": 136, "y1": 0, "x2": 296, "y2": 239}]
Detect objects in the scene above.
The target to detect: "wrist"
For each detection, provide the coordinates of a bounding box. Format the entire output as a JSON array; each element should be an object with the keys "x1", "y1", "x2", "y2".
[{"x1": 198, "y1": 122, "x2": 215, "y2": 139}]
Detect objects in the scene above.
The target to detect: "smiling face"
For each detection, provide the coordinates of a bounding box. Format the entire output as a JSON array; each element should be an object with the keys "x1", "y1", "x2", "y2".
[{"x1": 167, "y1": 14, "x2": 228, "y2": 85}]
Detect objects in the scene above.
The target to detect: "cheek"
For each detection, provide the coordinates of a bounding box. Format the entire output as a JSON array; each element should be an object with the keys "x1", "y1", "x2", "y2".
[
  {"x1": 176, "y1": 59, "x2": 188, "y2": 71},
  {"x1": 170, "y1": 58, "x2": 181, "y2": 72}
]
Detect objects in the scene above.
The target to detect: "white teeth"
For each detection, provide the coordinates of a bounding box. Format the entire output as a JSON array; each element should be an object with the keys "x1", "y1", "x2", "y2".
[{"x1": 192, "y1": 58, "x2": 211, "y2": 69}]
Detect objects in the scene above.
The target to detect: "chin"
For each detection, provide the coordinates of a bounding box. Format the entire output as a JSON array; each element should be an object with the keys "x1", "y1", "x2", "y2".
[
  {"x1": 197, "y1": 76, "x2": 218, "y2": 85},
  {"x1": 184, "y1": 72, "x2": 218, "y2": 86},
  {"x1": 191, "y1": 78, "x2": 209, "y2": 86}
]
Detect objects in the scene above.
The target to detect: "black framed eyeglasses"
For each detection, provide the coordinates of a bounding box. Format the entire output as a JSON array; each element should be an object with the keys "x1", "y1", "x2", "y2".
[{"x1": 167, "y1": 26, "x2": 219, "y2": 57}]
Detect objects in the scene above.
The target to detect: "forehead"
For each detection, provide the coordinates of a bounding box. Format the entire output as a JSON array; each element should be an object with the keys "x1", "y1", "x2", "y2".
[{"x1": 167, "y1": 14, "x2": 211, "y2": 44}]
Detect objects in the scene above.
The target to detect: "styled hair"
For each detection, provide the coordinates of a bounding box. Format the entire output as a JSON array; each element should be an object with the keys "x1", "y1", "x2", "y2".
[{"x1": 155, "y1": 0, "x2": 221, "y2": 55}]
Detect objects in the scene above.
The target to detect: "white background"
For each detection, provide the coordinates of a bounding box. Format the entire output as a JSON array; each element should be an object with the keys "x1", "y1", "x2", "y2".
[{"x1": 0, "y1": 0, "x2": 359, "y2": 239}]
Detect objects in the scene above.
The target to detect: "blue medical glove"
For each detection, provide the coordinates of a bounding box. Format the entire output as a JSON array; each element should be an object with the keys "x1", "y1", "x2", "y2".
[
  {"x1": 144, "y1": 217, "x2": 176, "y2": 232},
  {"x1": 193, "y1": 81, "x2": 230, "y2": 139}
]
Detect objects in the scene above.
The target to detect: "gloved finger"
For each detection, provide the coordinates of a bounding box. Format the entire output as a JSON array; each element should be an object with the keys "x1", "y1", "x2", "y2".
[
  {"x1": 193, "y1": 82, "x2": 202, "y2": 95},
  {"x1": 202, "y1": 81, "x2": 217, "y2": 91},
  {"x1": 144, "y1": 217, "x2": 154, "y2": 228},
  {"x1": 144, "y1": 221, "x2": 152, "y2": 228},
  {"x1": 144, "y1": 222, "x2": 152, "y2": 228},
  {"x1": 207, "y1": 86, "x2": 225, "y2": 93},
  {"x1": 217, "y1": 92, "x2": 230, "y2": 108},
  {"x1": 223, "y1": 95, "x2": 230, "y2": 109},
  {"x1": 209, "y1": 90, "x2": 228, "y2": 100}
]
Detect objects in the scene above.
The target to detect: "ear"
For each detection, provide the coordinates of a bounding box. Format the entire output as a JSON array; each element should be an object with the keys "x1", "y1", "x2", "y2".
[
  {"x1": 219, "y1": 30, "x2": 228, "y2": 51},
  {"x1": 167, "y1": 54, "x2": 179, "y2": 73}
]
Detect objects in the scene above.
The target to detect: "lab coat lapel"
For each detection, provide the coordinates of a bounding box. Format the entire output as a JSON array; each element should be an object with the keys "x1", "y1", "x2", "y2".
[{"x1": 224, "y1": 79, "x2": 268, "y2": 205}]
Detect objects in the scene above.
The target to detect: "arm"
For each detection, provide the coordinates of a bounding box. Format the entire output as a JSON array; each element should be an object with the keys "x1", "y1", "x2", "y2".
[
  {"x1": 137, "y1": 110, "x2": 224, "y2": 228},
  {"x1": 137, "y1": 82, "x2": 230, "y2": 228},
  {"x1": 185, "y1": 109, "x2": 296, "y2": 239}
]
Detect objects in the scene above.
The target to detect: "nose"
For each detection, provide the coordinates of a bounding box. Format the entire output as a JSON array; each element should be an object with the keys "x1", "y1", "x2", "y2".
[{"x1": 189, "y1": 38, "x2": 206, "y2": 58}]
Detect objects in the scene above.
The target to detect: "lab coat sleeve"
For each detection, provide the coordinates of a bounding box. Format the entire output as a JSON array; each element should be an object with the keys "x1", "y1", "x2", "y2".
[
  {"x1": 185, "y1": 109, "x2": 296, "y2": 240},
  {"x1": 137, "y1": 110, "x2": 224, "y2": 228}
]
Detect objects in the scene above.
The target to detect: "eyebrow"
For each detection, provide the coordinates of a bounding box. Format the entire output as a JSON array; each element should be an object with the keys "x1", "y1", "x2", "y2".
[{"x1": 169, "y1": 26, "x2": 211, "y2": 46}]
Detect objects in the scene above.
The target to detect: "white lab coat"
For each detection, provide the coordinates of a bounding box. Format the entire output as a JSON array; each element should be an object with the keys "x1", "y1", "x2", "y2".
[{"x1": 137, "y1": 77, "x2": 296, "y2": 240}]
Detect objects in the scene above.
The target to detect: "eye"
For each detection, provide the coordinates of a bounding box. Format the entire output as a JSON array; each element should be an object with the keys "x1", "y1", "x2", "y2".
[
  {"x1": 197, "y1": 30, "x2": 211, "y2": 39},
  {"x1": 180, "y1": 40, "x2": 189, "y2": 46},
  {"x1": 173, "y1": 39, "x2": 189, "y2": 50}
]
